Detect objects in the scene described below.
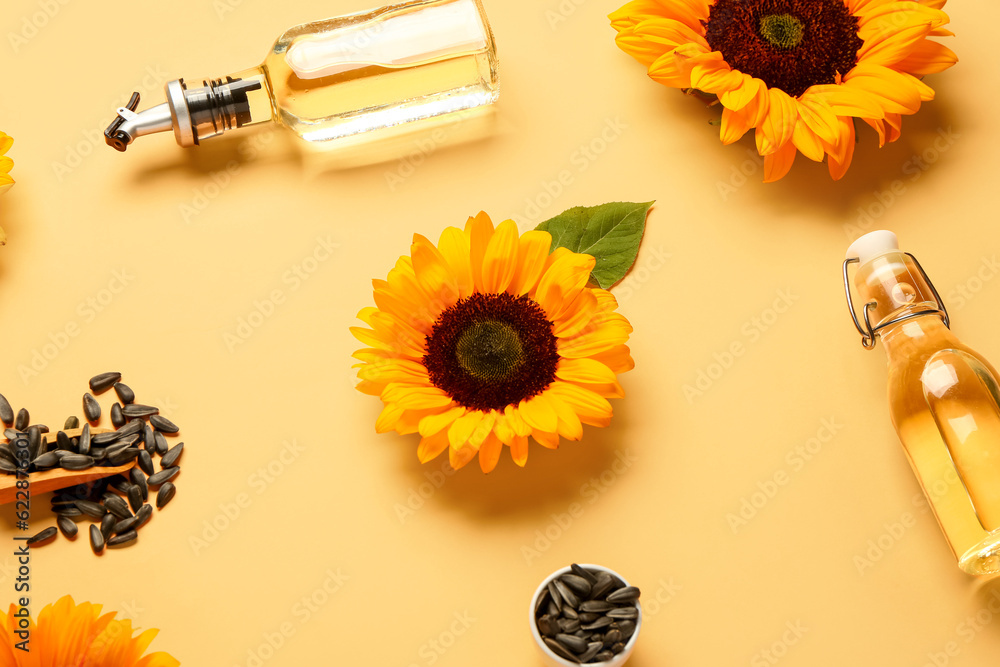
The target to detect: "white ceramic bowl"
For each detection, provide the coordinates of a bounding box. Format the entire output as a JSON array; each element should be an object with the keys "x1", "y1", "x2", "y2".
[{"x1": 529, "y1": 564, "x2": 641, "y2": 667}]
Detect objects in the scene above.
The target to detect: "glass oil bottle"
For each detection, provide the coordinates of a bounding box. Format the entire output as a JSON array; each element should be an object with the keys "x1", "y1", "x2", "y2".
[
  {"x1": 104, "y1": 0, "x2": 498, "y2": 151},
  {"x1": 844, "y1": 230, "x2": 1000, "y2": 575}
]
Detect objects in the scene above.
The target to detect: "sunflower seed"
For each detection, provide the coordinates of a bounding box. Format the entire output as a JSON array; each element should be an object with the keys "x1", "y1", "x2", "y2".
[
  {"x1": 137, "y1": 450, "x2": 154, "y2": 476},
  {"x1": 32, "y1": 451, "x2": 60, "y2": 468},
  {"x1": 77, "y1": 423, "x2": 91, "y2": 455},
  {"x1": 64, "y1": 415, "x2": 80, "y2": 429},
  {"x1": 3, "y1": 428, "x2": 22, "y2": 441},
  {"x1": 90, "y1": 372, "x2": 122, "y2": 393},
  {"x1": 107, "y1": 530, "x2": 136, "y2": 547},
  {"x1": 14, "y1": 408, "x2": 28, "y2": 431},
  {"x1": 34, "y1": 424, "x2": 49, "y2": 434},
  {"x1": 160, "y1": 442, "x2": 183, "y2": 468},
  {"x1": 538, "y1": 615, "x2": 557, "y2": 637},
  {"x1": 54, "y1": 506, "x2": 83, "y2": 517},
  {"x1": 60, "y1": 454, "x2": 95, "y2": 470},
  {"x1": 579, "y1": 600, "x2": 613, "y2": 613},
  {"x1": 561, "y1": 574, "x2": 593, "y2": 598},
  {"x1": 110, "y1": 403, "x2": 125, "y2": 428},
  {"x1": 122, "y1": 404, "x2": 158, "y2": 418},
  {"x1": 590, "y1": 573, "x2": 615, "y2": 600},
  {"x1": 547, "y1": 581, "x2": 563, "y2": 612},
  {"x1": 113, "y1": 382, "x2": 134, "y2": 404},
  {"x1": 116, "y1": 419, "x2": 145, "y2": 437},
  {"x1": 106, "y1": 474, "x2": 130, "y2": 494},
  {"x1": 134, "y1": 503, "x2": 153, "y2": 528},
  {"x1": 581, "y1": 616, "x2": 614, "y2": 631},
  {"x1": 26, "y1": 426, "x2": 42, "y2": 461},
  {"x1": 156, "y1": 482, "x2": 176, "y2": 508},
  {"x1": 92, "y1": 515, "x2": 113, "y2": 541},
  {"x1": 26, "y1": 527, "x2": 57, "y2": 546},
  {"x1": 546, "y1": 600, "x2": 559, "y2": 617},
  {"x1": 149, "y1": 414, "x2": 179, "y2": 433},
  {"x1": 579, "y1": 642, "x2": 603, "y2": 663},
  {"x1": 130, "y1": 467, "x2": 149, "y2": 498},
  {"x1": 147, "y1": 467, "x2": 179, "y2": 486},
  {"x1": 108, "y1": 447, "x2": 140, "y2": 466},
  {"x1": 154, "y1": 432, "x2": 168, "y2": 455},
  {"x1": 113, "y1": 515, "x2": 139, "y2": 534},
  {"x1": 103, "y1": 494, "x2": 132, "y2": 519},
  {"x1": 611, "y1": 642, "x2": 625, "y2": 655},
  {"x1": 93, "y1": 431, "x2": 122, "y2": 446},
  {"x1": 543, "y1": 637, "x2": 579, "y2": 662},
  {"x1": 55, "y1": 430, "x2": 71, "y2": 452},
  {"x1": 563, "y1": 606, "x2": 579, "y2": 620},
  {"x1": 595, "y1": 650, "x2": 614, "y2": 661},
  {"x1": 555, "y1": 633, "x2": 589, "y2": 654},
  {"x1": 56, "y1": 516, "x2": 78, "y2": 538},
  {"x1": 89, "y1": 524, "x2": 105, "y2": 552},
  {"x1": 606, "y1": 586, "x2": 640, "y2": 604},
  {"x1": 127, "y1": 484, "x2": 143, "y2": 512},
  {"x1": 617, "y1": 619, "x2": 636, "y2": 639},
  {"x1": 554, "y1": 579, "x2": 581, "y2": 609},
  {"x1": 83, "y1": 393, "x2": 101, "y2": 422},
  {"x1": 606, "y1": 607, "x2": 638, "y2": 620},
  {"x1": 0, "y1": 458, "x2": 16, "y2": 473},
  {"x1": 558, "y1": 618, "x2": 581, "y2": 633},
  {"x1": 73, "y1": 500, "x2": 105, "y2": 520},
  {"x1": 90, "y1": 447, "x2": 106, "y2": 462},
  {"x1": 142, "y1": 424, "x2": 155, "y2": 450},
  {"x1": 0, "y1": 394, "x2": 12, "y2": 426},
  {"x1": 603, "y1": 629, "x2": 622, "y2": 645}
]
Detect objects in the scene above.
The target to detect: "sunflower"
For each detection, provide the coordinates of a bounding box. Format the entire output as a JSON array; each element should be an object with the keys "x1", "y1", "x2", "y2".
[
  {"x1": 610, "y1": 0, "x2": 957, "y2": 181},
  {"x1": 0, "y1": 131, "x2": 12, "y2": 246},
  {"x1": 0, "y1": 596, "x2": 178, "y2": 666},
  {"x1": 352, "y1": 212, "x2": 634, "y2": 473}
]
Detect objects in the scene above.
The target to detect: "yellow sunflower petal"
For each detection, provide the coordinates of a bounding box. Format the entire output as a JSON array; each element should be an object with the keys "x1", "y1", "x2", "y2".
[
  {"x1": 532, "y1": 430, "x2": 561, "y2": 449},
  {"x1": 556, "y1": 357, "x2": 618, "y2": 384},
  {"x1": 448, "y1": 409, "x2": 485, "y2": 449},
  {"x1": 478, "y1": 433, "x2": 503, "y2": 473},
  {"x1": 552, "y1": 289, "x2": 599, "y2": 338},
  {"x1": 0, "y1": 156, "x2": 12, "y2": 175},
  {"x1": 841, "y1": 63, "x2": 922, "y2": 115},
  {"x1": 510, "y1": 230, "x2": 552, "y2": 295},
  {"x1": 411, "y1": 234, "x2": 459, "y2": 308},
  {"x1": 493, "y1": 412, "x2": 517, "y2": 444},
  {"x1": 466, "y1": 211, "x2": 495, "y2": 292},
  {"x1": 418, "y1": 405, "x2": 466, "y2": 437},
  {"x1": 535, "y1": 252, "x2": 596, "y2": 319},
  {"x1": 763, "y1": 140, "x2": 798, "y2": 183},
  {"x1": 382, "y1": 384, "x2": 453, "y2": 410},
  {"x1": 590, "y1": 344, "x2": 635, "y2": 373},
  {"x1": 518, "y1": 394, "x2": 559, "y2": 433},
  {"x1": 510, "y1": 435, "x2": 529, "y2": 467},
  {"x1": 450, "y1": 444, "x2": 478, "y2": 469},
  {"x1": 548, "y1": 393, "x2": 584, "y2": 440},
  {"x1": 755, "y1": 88, "x2": 797, "y2": 156},
  {"x1": 375, "y1": 403, "x2": 405, "y2": 433},
  {"x1": 418, "y1": 429, "x2": 451, "y2": 463},
  {"x1": 894, "y1": 37, "x2": 957, "y2": 75},
  {"x1": 0, "y1": 134, "x2": 12, "y2": 155},
  {"x1": 437, "y1": 226, "x2": 474, "y2": 299},
  {"x1": 828, "y1": 117, "x2": 857, "y2": 181},
  {"x1": 481, "y1": 219, "x2": 519, "y2": 293},
  {"x1": 547, "y1": 381, "x2": 614, "y2": 421},
  {"x1": 504, "y1": 404, "x2": 533, "y2": 436}
]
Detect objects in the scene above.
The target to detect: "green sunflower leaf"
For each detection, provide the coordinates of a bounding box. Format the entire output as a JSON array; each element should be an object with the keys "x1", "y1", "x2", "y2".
[{"x1": 535, "y1": 201, "x2": 653, "y2": 289}]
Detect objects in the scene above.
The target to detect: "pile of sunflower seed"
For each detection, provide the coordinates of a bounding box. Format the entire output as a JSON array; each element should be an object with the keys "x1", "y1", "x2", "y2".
[
  {"x1": 0, "y1": 372, "x2": 183, "y2": 552},
  {"x1": 534, "y1": 564, "x2": 640, "y2": 664}
]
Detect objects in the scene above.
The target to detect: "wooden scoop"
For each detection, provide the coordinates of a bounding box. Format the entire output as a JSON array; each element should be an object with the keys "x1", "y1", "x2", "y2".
[{"x1": 0, "y1": 427, "x2": 136, "y2": 505}]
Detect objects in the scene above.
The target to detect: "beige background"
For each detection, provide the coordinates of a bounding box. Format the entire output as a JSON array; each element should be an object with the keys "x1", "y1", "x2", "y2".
[{"x1": 2, "y1": 0, "x2": 1000, "y2": 664}]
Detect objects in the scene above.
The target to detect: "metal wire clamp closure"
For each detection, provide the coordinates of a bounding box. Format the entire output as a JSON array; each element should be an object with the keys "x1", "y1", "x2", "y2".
[{"x1": 843, "y1": 252, "x2": 951, "y2": 350}]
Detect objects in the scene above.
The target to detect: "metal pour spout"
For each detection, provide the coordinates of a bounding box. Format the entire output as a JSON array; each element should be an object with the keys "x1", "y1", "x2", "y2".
[{"x1": 105, "y1": 78, "x2": 262, "y2": 152}]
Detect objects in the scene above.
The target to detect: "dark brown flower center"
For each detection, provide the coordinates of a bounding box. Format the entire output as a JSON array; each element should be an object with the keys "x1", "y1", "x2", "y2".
[
  {"x1": 423, "y1": 293, "x2": 559, "y2": 411},
  {"x1": 703, "y1": 0, "x2": 863, "y2": 97}
]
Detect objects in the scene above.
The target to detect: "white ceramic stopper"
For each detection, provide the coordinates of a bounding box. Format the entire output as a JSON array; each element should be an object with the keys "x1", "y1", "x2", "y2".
[{"x1": 846, "y1": 230, "x2": 899, "y2": 264}]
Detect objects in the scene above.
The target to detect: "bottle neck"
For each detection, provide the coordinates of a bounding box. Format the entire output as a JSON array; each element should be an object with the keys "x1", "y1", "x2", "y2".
[{"x1": 879, "y1": 312, "x2": 954, "y2": 360}]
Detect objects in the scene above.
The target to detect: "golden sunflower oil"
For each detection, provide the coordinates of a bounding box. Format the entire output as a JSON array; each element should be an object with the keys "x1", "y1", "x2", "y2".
[
  {"x1": 105, "y1": 0, "x2": 498, "y2": 152},
  {"x1": 846, "y1": 231, "x2": 1000, "y2": 575}
]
